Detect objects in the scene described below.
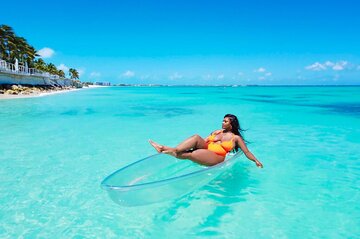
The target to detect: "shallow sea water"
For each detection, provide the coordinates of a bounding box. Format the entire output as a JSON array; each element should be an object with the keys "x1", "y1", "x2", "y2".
[{"x1": 0, "y1": 86, "x2": 359, "y2": 238}]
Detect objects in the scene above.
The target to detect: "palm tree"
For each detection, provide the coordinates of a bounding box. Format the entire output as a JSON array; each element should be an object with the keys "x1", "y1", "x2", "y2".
[
  {"x1": 46, "y1": 63, "x2": 58, "y2": 75},
  {"x1": 69, "y1": 68, "x2": 79, "y2": 79},
  {"x1": 34, "y1": 58, "x2": 47, "y2": 71},
  {"x1": 58, "y1": 70, "x2": 65, "y2": 78},
  {"x1": 0, "y1": 25, "x2": 37, "y2": 65},
  {"x1": 0, "y1": 26, "x2": 6, "y2": 59},
  {"x1": 26, "y1": 45, "x2": 38, "y2": 68},
  {"x1": 14, "y1": 37, "x2": 37, "y2": 67},
  {"x1": 0, "y1": 25, "x2": 16, "y2": 61}
]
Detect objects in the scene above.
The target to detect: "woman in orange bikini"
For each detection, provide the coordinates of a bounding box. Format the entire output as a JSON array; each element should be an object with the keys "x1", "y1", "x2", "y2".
[{"x1": 149, "y1": 114, "x2": 263, "y2": 167}]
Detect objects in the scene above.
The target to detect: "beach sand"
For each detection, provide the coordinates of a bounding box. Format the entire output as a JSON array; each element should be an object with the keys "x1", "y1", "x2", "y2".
[
  {"x1": 0, "y1": 85, "x2": 112, "y2": 100},
  {"x1": 0, "y1": 84, "x2": 114, "y2": 100},
  {"x1": 0, "y1": 88, "x2": 80, "y2": 100}
]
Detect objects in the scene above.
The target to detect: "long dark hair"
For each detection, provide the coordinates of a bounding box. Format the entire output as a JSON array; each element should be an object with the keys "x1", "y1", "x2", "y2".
[{"x1": 224, "y1": 114, "x2": 246, "y2": 152}]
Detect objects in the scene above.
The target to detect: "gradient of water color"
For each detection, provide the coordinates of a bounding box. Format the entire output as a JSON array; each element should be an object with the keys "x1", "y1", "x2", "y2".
[{"x1": 0, "y1": 86, "x2": 359, "y2": 238}]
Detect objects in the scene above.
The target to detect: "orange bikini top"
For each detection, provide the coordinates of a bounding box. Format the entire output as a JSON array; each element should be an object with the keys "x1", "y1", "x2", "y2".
[{"x1": 207, "y1": 132, "x2": 235, "y2": 152}]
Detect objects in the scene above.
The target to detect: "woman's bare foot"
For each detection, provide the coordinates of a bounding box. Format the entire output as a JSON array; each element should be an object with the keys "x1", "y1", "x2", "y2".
[
  {"x1": 148, "y1": 140, "x2": 164, "y2": 153},
  {"x1": 162, "y1": 149, "x2": 178, "y2": 157}
]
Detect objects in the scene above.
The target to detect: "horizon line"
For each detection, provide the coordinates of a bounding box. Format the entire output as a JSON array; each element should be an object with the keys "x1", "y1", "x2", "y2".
[{"x1": 105, "y1": 84, "x2": 360, "y2": 87}]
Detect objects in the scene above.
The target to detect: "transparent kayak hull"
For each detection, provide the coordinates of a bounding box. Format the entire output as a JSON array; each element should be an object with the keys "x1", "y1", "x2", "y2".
[{"x1": 101, "y1": 152, "x2": 242, "y2": 206}]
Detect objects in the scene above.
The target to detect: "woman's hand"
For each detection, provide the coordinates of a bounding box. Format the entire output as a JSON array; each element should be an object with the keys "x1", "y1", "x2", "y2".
[{"x1": 255, "y1": 160, "x2": 263, "y2": 168}]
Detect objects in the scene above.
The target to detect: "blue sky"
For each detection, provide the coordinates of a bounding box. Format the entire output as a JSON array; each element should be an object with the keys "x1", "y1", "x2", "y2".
[{"x1": 1, "y1": 0, "x2": 360, "y2": 85}]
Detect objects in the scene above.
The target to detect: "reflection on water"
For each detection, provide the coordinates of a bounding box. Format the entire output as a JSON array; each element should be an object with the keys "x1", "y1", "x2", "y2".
[
  {"x1": 151, "y1": 162, "x2": 259, "y2": 237},
  {"x1": 193, "y1": 165, "x2": 259, "y2": 236}
]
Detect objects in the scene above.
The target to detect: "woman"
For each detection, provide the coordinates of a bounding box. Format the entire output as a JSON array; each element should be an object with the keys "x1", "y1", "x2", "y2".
[{"x1": 149, "y1": 114, "x2": 263, "y2": 168}]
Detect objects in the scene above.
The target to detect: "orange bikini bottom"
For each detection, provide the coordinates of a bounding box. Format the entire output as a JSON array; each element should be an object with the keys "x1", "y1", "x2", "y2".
[{"x1": 207, "y1": 142, "x2": 229, "y2": 157}]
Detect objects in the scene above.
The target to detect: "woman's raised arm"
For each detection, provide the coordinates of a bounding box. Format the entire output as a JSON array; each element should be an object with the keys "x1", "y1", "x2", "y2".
[{"x1": 235, "y1": 136, "x2": 263, "y2": 168}]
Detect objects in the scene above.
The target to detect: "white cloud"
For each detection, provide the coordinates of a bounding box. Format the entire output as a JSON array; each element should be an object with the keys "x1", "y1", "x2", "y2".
[
  {"x1": 357, "y1": 65, "x2": 360, "y2": 70},
  {"x1": 121, "y1": 70, "x2": 135, "y2": 78},
  {"x1": 324, "y1": 61, "x2": 334, "y2": 67},
  {"x1": 258, "y1": 76, "x2": 265, "y2": 80},
  {"x1": 37, "y1": 47, "x2": 55, "y2": 58},
  {"x1": 90, "y1": 72, "x2": 101, "y2": 78},
  {"x1": 255, "y1": 67, "x2": 266, "y2": 73},
  {"x1": 306, "y1": 60, "x2": 350, "y2": 71},
  {"x1": 169, "y1": 72, "x2": 183, "y2": 80},
  {"x1": 265, "y1": 72, "x2": 272, "y2": 76},
  {"x1": 305, "y1": 62, "x2": 327, "y2": 71},
  {"x1": 57, "y1": 63, "x2": 69, "y2": 72},
  {"x1": 238, "y1": 72, "x2": 244, "y2": 76},
  {"x1": 332, "y1": 61, "x2": 348, "y2": 71},
  {"x1": 332, "y1": 64, "x2": 344, "y2": 71}
]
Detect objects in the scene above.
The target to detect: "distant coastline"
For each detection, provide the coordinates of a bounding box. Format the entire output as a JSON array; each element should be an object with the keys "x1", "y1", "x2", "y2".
[{"x1": 112, "y1": 84, "x2": 360, "y2": 87}]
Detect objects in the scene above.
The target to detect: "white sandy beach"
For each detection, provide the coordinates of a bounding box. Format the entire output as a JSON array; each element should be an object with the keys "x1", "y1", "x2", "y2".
[
  {"x1": 0, "y1": 89, "x2": 79, "y2": 100},
  {"x1": 0, "y1": 88, "x2": 80, "y2": 100},
  {"x1": 0, "y1": 85, "x2": 111, "y2": 100}
]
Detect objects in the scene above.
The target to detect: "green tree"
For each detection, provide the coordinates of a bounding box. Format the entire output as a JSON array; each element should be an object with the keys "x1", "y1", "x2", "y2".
[
  {"x1": 0, "y1": 25, "x2": 16, "y2": 61},
  {"x1": 34, "y1": 58, "x2": 47, "y2": 71},
  {"x1": 0, "y1": 24, "x2": 38, "y2": 65},
  {"x1": 46, "y1": 63, "x2": 58, "y2": 75},
  {"x1": 58, "y1": 70, "x2": 65, "y2": 78},
  {"x1": 13, "y1": 37, "x2": 37, "y2": 66},
  {"x1": 17, "y1": 37, "x2": 37, "y2": 66},
  {"x1": 0, "y1": 26, "x2": 6, "y2": 59},
  {"x1": 69, "y1": 68, "x2": 79, "y2": 79}
]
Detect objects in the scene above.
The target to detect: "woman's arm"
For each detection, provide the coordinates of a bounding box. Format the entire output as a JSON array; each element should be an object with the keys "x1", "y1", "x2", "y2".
[{"x1": 235, "y1": 136, "x2": 263, "y2": 168}]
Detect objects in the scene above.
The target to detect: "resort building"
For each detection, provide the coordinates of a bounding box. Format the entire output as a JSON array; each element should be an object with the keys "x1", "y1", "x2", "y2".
[
  {"x1": 94, "y1": 81, "x2": 111, "y2": 86},
  {"x1": 0, "y1": 58, "x2": 80, "y2": 87}
]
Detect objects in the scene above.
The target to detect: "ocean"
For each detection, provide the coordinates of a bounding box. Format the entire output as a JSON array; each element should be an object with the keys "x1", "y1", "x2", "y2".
[{"x1": 0, "y1": 86, "x2": 359, "y2": 238}]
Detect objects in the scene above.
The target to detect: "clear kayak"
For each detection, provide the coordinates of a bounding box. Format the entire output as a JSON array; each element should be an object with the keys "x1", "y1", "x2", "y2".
[{"x1": 101, "y1": 152, "x2": 243, "y2": 206}]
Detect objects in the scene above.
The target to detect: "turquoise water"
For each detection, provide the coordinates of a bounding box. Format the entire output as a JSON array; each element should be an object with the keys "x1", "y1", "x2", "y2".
[{"x1": 0, "y1": 86, "x2": 359, "y2": 238}]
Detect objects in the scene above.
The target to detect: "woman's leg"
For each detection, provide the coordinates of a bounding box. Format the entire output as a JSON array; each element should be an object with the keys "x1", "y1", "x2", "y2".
[
  {"x1": 176, "y1": 149, "x2": 225, "y2": 166},
  {"x1": 172, "y1": 134, "x2": 207, "y2": 152},
  {"x1": 149, "y1": 134, "x2": 207, "y2": 155},
  {"x1": 148, "y1": 140, "x2": 171, "y2": 153}
]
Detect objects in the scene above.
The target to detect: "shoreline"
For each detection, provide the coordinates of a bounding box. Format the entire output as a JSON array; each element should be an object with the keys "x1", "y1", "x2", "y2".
[
  {"x1": 0, "y1": 84, "x2": 111, "y2": 100},
  {"x1": 0, "y1": 88, "x2": 80, "y2": 100}
]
